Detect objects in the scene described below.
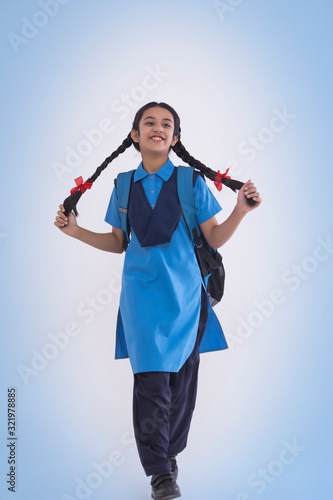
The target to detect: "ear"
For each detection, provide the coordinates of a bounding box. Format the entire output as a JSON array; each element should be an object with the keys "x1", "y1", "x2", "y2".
[
  {"x1": 171, "y1": 135, "x2": 178, "y2": 147},
  {"x1": 131, "y1": 129, "x2": 139, "y2": 143}
]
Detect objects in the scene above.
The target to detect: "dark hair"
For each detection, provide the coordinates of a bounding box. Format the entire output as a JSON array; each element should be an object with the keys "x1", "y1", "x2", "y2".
[{"x1": 63, "y1": 101, "x2": 254, "y2": 216}]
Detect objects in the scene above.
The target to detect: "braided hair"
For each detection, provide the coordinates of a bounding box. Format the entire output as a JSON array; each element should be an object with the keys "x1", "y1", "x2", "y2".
[{"x1": 62, "y1": 101, "x2": 254, "y2": 216}]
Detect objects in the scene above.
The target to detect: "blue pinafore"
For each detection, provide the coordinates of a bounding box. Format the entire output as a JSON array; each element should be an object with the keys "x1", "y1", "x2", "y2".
[{"x1": 110, "y1": 159, "x2": 228, "y2": 374}]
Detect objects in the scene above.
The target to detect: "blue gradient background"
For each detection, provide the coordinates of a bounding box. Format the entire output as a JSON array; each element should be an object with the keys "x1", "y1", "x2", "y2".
[{"x1": 1, "y1": 1, "x2": 332, "y2": 499}]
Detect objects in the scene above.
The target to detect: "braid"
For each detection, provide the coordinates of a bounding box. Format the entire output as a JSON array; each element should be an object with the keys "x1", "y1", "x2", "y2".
[
  {"x1": 63, "y1": 133, "x2": 133, "y2": 217},
  {"x1": 172, "y1": 140, "x2": 256, "y2": 206},
  {"x1": 172, "y1": 140, "x2": 217, "y2": 181},
  {"x1": 62, "y1": 101, "x2": 255, "y2": 218}
]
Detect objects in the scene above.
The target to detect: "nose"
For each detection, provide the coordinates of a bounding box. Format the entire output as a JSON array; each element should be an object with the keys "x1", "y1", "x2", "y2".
[{"x1": 153, "y1": 123, "x2": 163, "y2": 133}]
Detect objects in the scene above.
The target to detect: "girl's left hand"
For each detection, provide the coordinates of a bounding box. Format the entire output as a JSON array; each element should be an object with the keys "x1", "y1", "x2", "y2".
[{"x1": 236, "y1": 179, "x2": 262, "y2": 214}]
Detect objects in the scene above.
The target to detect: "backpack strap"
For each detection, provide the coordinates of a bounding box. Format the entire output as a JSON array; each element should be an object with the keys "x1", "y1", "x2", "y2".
[
  {"x1": 177, "y1": 166, "x2": 201, "y2": 241},
  {"x1": 115, "y1": 170, "x2": 135, "y2": 250},
  {"x1": 177, "y1": 166, "x2": 219, "y2": 278}
]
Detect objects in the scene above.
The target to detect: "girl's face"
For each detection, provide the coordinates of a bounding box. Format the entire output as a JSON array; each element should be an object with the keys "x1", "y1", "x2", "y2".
[{"x1": 131, "y1": 107, "x2": 178, "y2": 154}]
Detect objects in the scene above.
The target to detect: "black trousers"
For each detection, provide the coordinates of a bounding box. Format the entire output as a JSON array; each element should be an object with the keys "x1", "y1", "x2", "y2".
[{"x1": 132, "y1": 287, "x2": 209, "y2": 476}]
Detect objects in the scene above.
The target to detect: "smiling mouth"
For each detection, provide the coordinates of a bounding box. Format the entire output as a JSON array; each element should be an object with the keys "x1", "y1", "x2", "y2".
[{"x1": 150, "y1": 136, "x2": 164, "y2": 142}]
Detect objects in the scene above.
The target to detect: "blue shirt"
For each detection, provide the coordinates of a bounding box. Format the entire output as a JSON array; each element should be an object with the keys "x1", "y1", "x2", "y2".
[
  {"x1": 105, "y1": 158, "x2": 228, "y2": 374},
  {"x1": 105, "y1": 159, "x2": 221, "y2": 229}
]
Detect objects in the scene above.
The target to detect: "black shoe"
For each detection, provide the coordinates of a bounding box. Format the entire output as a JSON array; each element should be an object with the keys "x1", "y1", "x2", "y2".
[
  {"x1": 167, "y1": 455, "x2": 178, "y2": 481},
  {"x1": 151, "y1": 471, "x2": 181, "y2": 500}
]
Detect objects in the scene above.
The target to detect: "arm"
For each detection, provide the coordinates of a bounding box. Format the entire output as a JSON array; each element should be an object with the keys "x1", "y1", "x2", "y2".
[
  {"x1": 54, "y1": 204, "x2": 124, "y2": 254},
  {"x1": 200, "y1": 179, "x2": 262, "y2": 249},
  {"x1": 72, "y1": 226, "x2": 124, "y2": 253}
]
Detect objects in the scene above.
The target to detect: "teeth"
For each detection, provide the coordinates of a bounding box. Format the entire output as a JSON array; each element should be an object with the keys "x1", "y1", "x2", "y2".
[{"x1": 151, "y1": 137, "x2": 163, "y2": 141}]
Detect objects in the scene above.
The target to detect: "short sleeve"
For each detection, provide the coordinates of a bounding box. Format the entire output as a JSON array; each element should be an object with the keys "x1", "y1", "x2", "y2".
[
  {"x1": 194, "y1": 175, "x2": 222, "y2": 224},
  {"x1": 104, "y1": 185, "x2": 122, "y2": 229}
]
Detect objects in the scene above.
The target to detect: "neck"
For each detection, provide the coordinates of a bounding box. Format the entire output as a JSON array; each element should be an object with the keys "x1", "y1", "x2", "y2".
[{"x1": 141, "y1": 152, "x2": 169, "y2": 174}]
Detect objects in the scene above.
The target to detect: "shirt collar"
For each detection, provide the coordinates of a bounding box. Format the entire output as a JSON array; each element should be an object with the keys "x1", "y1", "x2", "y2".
[{"x1": 134, "y1": 158, "x2": 175, "y2": 182}]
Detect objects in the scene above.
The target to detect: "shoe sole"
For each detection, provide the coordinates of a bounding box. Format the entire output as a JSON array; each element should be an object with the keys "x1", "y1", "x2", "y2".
[{"x1": 151, "y1": 494, "x2": 181, "y2": 500}]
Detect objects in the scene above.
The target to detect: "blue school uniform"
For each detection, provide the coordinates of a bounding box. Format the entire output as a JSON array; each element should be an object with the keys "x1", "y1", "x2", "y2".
[{"x1": 105, "y1": 158, "x2": 228, "y2": 374}]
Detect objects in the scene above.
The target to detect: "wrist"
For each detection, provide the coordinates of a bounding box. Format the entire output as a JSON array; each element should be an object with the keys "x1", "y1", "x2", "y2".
[
  {"x1": 70, "y1": 224, "x2": 82, "y2": 239},
  {"x1": 233, "y1": 203, "x2": 247, "y2": 219}
]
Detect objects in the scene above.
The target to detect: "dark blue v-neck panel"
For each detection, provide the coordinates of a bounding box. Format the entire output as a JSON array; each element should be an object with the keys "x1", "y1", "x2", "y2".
[{"x1": 128, "y1": 168, "x2": 181, "y2": 248}]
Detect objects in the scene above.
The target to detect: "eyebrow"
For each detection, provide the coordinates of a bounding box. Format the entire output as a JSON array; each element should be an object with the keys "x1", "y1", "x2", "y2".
[{"x1": 143, "y1": 116, "x2": 173, "y2": 122}]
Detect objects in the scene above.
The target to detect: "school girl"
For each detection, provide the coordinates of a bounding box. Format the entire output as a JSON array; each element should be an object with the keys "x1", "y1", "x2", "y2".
[{"x1": 54, "y1": 101, "x2": 261, "y2": 500}]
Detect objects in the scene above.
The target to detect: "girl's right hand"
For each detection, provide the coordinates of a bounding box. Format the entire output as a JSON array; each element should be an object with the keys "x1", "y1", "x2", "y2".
[{"x1": 54, "y1": 204, "x2": 78, "y2": 236}]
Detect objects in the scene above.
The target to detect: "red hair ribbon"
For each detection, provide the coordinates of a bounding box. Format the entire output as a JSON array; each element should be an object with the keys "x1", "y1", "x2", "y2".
[
  {"x1": 214, "y1": 168, "x2": 231, "y2": 191},
  {"x1": 70, "y1": 176, "x2": 93, "y2": 195}
]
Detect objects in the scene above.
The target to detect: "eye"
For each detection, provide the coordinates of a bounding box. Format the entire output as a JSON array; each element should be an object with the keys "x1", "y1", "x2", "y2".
[{"x1": 163, "y1": 124, "x2": 171, "y2": 127}]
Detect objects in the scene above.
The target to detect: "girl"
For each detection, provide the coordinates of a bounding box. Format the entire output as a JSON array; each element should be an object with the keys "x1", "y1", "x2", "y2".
[{"x1": 54, "y1": 101, "x2": 261, "y2": 500}]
